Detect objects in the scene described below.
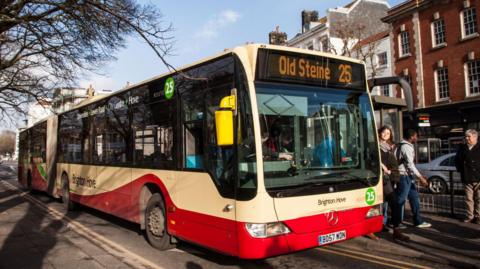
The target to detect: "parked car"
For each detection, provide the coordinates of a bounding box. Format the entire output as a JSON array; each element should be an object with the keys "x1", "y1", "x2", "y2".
[{"x1": 416, "y1": 153, "x2": 463, "y2": 194}]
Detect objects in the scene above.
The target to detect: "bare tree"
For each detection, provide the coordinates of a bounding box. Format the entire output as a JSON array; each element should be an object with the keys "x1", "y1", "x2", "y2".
[
  {"x1": 0, "y1": 130, "x2": 15, "y2": 156},
  {"x1": 0, "y1": 0, "x2": 174, "y2": 123},
  {"x1": 328, "y1": 20, "x2": 382, "y2": 78}
]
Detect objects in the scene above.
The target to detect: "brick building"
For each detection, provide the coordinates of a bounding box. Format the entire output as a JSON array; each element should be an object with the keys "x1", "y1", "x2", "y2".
[{"x1": 382, "y1": 0, "x2": 480, "y2": 141}]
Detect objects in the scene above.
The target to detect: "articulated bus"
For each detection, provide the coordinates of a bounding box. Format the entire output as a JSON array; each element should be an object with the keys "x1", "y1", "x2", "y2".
[{"x1": 19, "y1": 44, "x2": 387, "y2": 259}]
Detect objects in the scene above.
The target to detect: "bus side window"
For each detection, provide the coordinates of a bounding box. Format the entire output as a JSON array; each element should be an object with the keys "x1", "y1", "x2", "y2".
[
  {"x1": 132, "y1": 101, "x2": 175, "y2": 168},
  {"x1": 105, "y1": 95, "x2": 131, "y2": 165},
  {"x1": 182, "y1": 96, "x2": 204, "y2": 169},
  {"x1": 93, "y1": 102, "x2": 106, "y2": 164}
]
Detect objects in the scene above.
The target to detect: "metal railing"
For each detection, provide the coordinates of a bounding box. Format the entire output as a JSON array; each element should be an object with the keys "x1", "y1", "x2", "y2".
[{"x1": 414, "y1": 170, "x2": 465, "y2": 218}]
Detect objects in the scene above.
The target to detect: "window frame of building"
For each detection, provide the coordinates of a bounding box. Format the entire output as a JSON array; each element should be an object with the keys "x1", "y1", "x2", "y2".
[
  {"x1": 434, "y1": 67, "x2": 450, "y2": 101},
  {"x1": 465, "y1": 59, "x2": 480, "y2": 97},
  {"x1": 381, "y1": 85, "x2": 391, "y2": 97},
  {"x1": 377, "y1": 51, "x2": 388, "y2": 67},
  {"x1": 460, "y1": 7, "x2": 478, "y2": 39},
  {"x1": 431, "y1": 18, "x2": 446, "y2": 48},
  {"x1": 398, "y1": 30, "x2": 411, "y2": 58}
]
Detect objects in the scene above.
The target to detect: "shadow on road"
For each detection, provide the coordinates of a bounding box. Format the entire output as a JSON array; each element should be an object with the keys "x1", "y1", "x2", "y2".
[
  {"x1": 376, "y1": 220, "x2": 480, "y2": 269},
  {"x1": 176, "y1": 241, "x2": 276, "y2": 269},
  {"x1": 0, "y1": 185, "x2": 79, "y2": 268},
  {"x1": 424, "y1": 216, "x2": 480, "y2": 240}
]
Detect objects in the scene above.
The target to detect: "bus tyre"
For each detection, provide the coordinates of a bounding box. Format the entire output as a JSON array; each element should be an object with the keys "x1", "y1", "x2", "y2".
[
  {"x1": 61, "y1": 175, "x2": 76, "y2": 211},
  {"x1": 145, "y1": 193, "x2": 175, "y2": 250}
]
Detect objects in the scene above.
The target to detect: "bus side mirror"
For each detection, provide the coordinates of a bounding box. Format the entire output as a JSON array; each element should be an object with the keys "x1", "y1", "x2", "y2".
[{"x1": 215, "y1": 94, "x2": 236, "y2": 146}]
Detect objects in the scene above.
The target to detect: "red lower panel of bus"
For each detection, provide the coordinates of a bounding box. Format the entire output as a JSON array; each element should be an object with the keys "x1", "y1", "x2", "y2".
[
  {"x1": 69, "y1": 173, "x2": 238, "y2": 256},
  {"x1": 70, "y1": 173, "x2": 173, "y2": 224},
  {"x1": 236, "y1": 209, "x2": 383, "y2": 259},
  {"x1": 68, "y1": 173, "x2": 382, "y2": 259}
]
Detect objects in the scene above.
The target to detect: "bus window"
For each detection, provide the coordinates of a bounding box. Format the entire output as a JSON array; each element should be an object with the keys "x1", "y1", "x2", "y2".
[
  {"x1": 255, "y1": 83, "x2": 379, "y2": 190},
  {"x1": 105, "y1": 95, "x2": 132, "y2": 164},
  {"x1": 184, "y1": 122, "x2": 203, "y2": 168},
  {"x1": 58, "y1": 111, "x2": 82, "y2": 163},
  {"x1": 183, "y1": 95, "x2": 204, "y2": 169},
  {"x1": 31, "y1": 121, "x2": 47, "y2": 163},
  {"x1": 132, "y1": 101, "x2": 174, "y2": 168},
  {"x1": 205, "y1": 86, "x2": 235, "y2": 197},
  {"x1": 79, "y1": 106, "x2": 92, "y2": 164},
  {"x1": 236, "y1": 67, "x2": 257, "y2": 200},
  {"x1": 93, "y1": 102, "x2": 106, "y2": 164}
]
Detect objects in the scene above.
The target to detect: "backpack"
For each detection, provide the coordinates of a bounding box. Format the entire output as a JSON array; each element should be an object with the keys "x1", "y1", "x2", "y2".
[
  {"x1": 395, "y1": 142, "x2": 406, "y2": 165},
  {"x1": 395, "y1": 141, "x2": 415, "y2": 174}
]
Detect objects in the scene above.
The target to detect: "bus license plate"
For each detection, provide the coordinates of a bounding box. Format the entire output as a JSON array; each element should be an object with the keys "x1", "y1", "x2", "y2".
[{"x1": 318, "y1": 230, "x2": 346, "y2": 245}]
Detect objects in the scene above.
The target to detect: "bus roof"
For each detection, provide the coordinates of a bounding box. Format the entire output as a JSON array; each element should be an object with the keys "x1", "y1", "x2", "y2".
[{"x1": 63, "y1": 44, "x2": 365, "y2": 113}]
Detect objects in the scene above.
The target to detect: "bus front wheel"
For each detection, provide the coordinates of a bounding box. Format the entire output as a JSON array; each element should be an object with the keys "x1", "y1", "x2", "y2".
[
  {"x1": 61, "y1": 174, "x2": 76, "y2": 211},
  {"x1": 145, "y1": 193, "x2": 175, "y2": 250}
]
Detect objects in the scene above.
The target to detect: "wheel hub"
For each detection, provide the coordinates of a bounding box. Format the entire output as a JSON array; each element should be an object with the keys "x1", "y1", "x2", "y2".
[
  {"x1": 148, "y1": 206, "x2": 165, "y2": 237},
  {"x1": 430, "y1": 179, "x2": 444, "y2": 193}
]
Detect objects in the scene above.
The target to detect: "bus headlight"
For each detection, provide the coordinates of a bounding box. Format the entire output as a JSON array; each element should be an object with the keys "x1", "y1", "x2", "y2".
[
  {"x1": 366, "y1": 204, "x2": 382, "y2": 218},
  {"x1": 245, "y1": 222, "x2": 291, "y2": 238}
]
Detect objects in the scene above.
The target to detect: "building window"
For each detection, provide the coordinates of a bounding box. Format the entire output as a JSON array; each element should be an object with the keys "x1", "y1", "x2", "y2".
[
  {"x1": 467, "y1": 59, "x2": 480, "y2": 96},
  {"x1": 381, "y1": 85, "x2": 390, "y2": 96},
  {"x1": 377, "y1": 52, "x2": 388, "y2": 66},
  {"x1": 462, "y1": 7, "x2": 478, "y2": 38},
  {"x1": 307, "y1": 42, "x2": 314, "y2": 50},
  {"x1": 398, "y1": 31, "x2": 410, "y2": 57},
  {"x1": 435, "y1": 67, "x2": 450, "y2": 100},
  {"x1": 432, "y1": 18, "x2": 446, "y2": 46}
]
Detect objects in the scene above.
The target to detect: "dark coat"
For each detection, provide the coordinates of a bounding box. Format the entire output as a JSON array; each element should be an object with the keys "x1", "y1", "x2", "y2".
[
  {"x1": 381, "y1": 149, "x2": 400, "y2": 196},
  {"x1": 455, "y1": 143, "x2": 480, "y2": 184}
]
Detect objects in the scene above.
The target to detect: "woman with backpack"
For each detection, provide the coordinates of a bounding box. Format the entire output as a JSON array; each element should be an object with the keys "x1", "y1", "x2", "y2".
[{"x1": 378, "y1": 125, "x2": 409, "y2": 241}]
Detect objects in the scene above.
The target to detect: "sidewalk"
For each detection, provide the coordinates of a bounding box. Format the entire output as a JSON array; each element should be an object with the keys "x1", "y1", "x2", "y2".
[
  {"x1": 0, "y1": 179, "x2": 133, "y2": 269},
  {"x1": 343, "y1": 212, "x2": 480, "y2": 269}
]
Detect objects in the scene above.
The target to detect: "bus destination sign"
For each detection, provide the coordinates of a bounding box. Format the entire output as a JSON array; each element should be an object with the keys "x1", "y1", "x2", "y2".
[{"x1": 256, "y1": 49, "x2": 366, "y2": 90}]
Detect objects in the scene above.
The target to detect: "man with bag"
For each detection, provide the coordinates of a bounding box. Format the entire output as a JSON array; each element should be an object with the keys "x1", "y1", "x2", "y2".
[
  {"x1": 396, "y1": 129, "x2": 431, "y2": 228},
  {"x1": 455, "y1": 129, "x2": 480, "y2": 224}
]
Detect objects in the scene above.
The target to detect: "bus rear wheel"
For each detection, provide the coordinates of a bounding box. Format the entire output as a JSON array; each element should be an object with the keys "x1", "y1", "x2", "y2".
[
  {"x1": 145, "y1": 193, "x2": 175, "y2": 250},
  {"x1": 61, "y1": 174, "x2": 76, "y2": 211}
]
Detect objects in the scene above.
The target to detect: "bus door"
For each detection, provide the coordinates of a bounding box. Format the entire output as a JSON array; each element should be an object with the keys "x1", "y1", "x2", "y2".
[{"x1": 176, "y1": 85, "x2": 238, "y2": 255}]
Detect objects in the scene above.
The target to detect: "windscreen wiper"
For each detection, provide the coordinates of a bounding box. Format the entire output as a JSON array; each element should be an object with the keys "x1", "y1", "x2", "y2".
[
  {"x1": 341, "y1": 173, "x2": 375, "y2": 187},
  {"x1": 274, "y1": 181, "x2": 333, "y2": 198}
]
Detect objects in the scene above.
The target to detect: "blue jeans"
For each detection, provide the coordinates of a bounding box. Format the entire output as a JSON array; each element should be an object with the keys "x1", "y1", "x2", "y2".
[
  {"x1": 383, "y1": 201, "x2": 388, "y2": 225},
  {"x1": 396, "y1": 175, "x2": 423, "y2": 226}
]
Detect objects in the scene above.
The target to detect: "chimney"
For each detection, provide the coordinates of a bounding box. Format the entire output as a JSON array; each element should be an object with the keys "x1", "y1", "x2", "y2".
[
  {"x1": 302, "y1": 10, "x2": 319, "y2": 33},
  {"x1": 269, "y1": 26, "x2": 288, "y2": 45}
]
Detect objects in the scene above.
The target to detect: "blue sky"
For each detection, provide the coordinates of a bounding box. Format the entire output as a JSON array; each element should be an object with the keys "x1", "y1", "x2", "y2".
[{"x1": 80, "y1": 0, "x2": 405, "y2": 91}]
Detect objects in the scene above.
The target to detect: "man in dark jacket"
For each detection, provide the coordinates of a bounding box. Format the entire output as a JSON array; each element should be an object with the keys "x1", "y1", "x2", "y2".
[{"x1": 455, "y1": 129, "x2": 480, "y2": 224}]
